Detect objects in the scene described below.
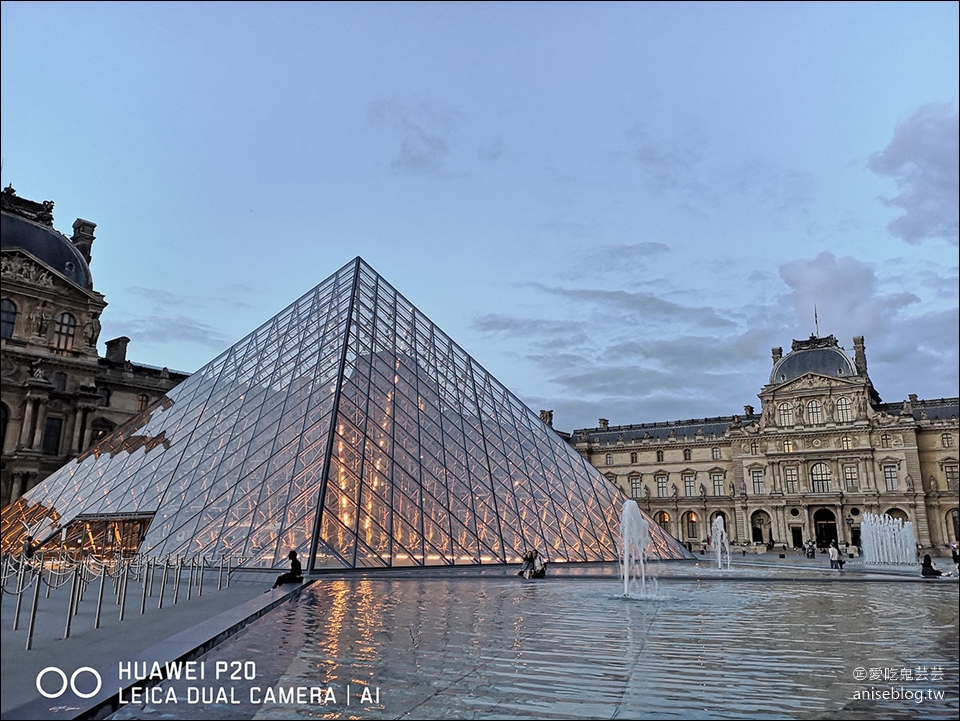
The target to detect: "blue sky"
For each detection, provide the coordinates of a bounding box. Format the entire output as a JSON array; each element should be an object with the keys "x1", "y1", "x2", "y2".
[{"x1": 2, "y1": 1, "x2": 957, "y2": 431}]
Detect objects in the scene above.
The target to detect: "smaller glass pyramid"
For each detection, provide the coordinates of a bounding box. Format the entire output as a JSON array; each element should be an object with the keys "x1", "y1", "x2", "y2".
[{"x1": 1, "y1": 258, "x2": 692, "y2": 568}]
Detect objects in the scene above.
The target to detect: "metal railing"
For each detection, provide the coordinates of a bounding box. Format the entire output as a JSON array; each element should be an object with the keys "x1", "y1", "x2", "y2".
[{"x1": 1, "y1": 551, "x2": 254, "y2": 651}]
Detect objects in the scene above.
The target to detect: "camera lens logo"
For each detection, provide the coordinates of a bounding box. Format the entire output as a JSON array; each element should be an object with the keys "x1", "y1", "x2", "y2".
[{"x1": 36, "y1": 667, "x2": 102, "y2": 699}]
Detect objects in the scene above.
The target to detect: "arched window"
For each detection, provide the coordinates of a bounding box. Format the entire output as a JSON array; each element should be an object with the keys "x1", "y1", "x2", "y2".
[
  {"x1": 840, "y1": 435, "x2": 852, "y2": 450},
  {"x1": 686, "y1": 512, "x2": 699, "y2": 539},
  {"x1": 750, "y1": 441, "x2": 759, "y2": 455},
  {"x1": 137, "y1": 394, "x2": 150, "y2": 411},
  {"x1": 880, "y1": 433, "x2": 891, "y2": 449},
  {"x1": 777, "y1": 402, "x2": 793, "y2": 426},
  {"x1": 605, "y1": 453, "x2": 614, "y2": 465},
  {"x1": 807, "y1": 400, "x2": 823, "y2": 425},
  {"x1": 683, "y1": 448, "x2": 692, "y2": 461},
  {"x1": 54, "y1": 312, "x2": 77, "y2": 350},
  {"x1": 836, "y1": 397, "x2": 853, "y2": 422},
  {"x1": 655, "y1": 511, "x2": 670, "y2": 532},
  {"x1": 783, "y1": 439, "x2": 794, "y2": 453},
  {"x1": 656, "y1": 450, "x2": 664, "y2": 463},
  {"x1": 712, "y1": 447, "x2": 721, "y2": 460},
  {"x1": 1, "y1": 299, "x2": 16, "y2": 338},
  {"x1": 810, "y1": 462, "x2": 831, "y2": 493},
  {"x1": 630, "y1": 451, "x2": 637, "y2": 464},
  {"x1": 949, "y1": 509, "x2": 959, "y2": 544}
]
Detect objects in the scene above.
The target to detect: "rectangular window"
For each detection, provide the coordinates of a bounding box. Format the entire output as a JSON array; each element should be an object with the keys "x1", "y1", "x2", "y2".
[
  {"x1": 631, "y1": 477, "x2": 642, "y2": 498},
  {"x1": 684, "y1": 474, "x2": 695, "y2": 496},
  {"x1": 656, "y1": 476, "x2": 667, "y2": 498},
  {"x1": 945, "y1": 465, "x2": 959, "y2": 491},
  {"x1": 883, "y1": 465, "x2": 899, "y2": 491},
  {"x1": 712, "y1": 473, "x2": 725, "y2": 496},
  {"x1": 41, "y1": 416, "x2": 64, "y2": 455},
  {"x1": 630, "y1": 451, "x2": 638, "y2": 464},
  {"x1": 784, "y1": 467, "x2": 799, "y2": 494},
  {"x1": 843, "y1": 466, "x2": 859, "y2": 491},
  {"x1": 752, "y1": 470, "x2": 764, "y2": 495},
  {"x1": 712, "y1": 447, "x2": 722, "y2": 460}
]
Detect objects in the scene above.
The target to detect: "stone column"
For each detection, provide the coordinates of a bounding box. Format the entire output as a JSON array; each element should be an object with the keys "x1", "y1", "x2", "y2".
[
  {"x1": 19, "y1": 398, "x2": 37, "y2": 448},
  {"x1": 10, "y1": 472, "x2": 25, "y2": 503},
  {"x1": 30, "y1": 402, "x2": 48, "y2": 452},
  {"x1": 77, "y1": 407, "x2": 92, "y2": 451}
]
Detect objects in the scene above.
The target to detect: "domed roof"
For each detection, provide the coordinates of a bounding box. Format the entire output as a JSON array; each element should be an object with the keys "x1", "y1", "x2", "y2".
[
  {"x1": 1, "y1": 210, "x2": 94, "y2": 289},
  {"x1": 770, "y1": 335, "x2": 858, "y2": 385}
]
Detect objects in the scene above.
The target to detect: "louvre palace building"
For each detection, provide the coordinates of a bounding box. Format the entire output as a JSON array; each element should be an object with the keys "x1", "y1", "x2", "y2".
[
  {"x1": 0, "y1": 186, "x2": 188, "y2": 508},
  {"x1": 569, "y1": 334, "x2": 959, "y2": 556}
]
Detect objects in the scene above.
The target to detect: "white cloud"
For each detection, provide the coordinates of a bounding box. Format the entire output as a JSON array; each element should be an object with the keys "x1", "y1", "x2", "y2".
[{"x1": 869, "y1": 104, "x2": 960, "y2": 245}]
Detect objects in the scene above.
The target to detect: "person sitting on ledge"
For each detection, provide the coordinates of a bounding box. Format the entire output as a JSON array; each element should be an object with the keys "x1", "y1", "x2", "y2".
[
  {"x1": 920, "y1": 554, "x2": 943, "y2": 578},
  {"x1": 270, "y1": 550, "x2": 304, "y2": 590}
]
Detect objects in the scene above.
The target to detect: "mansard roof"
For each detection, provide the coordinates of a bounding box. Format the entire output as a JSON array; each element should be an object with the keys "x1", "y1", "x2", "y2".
[{"x1": 769, "y1": 334, "x2": 858, "y2": 385}]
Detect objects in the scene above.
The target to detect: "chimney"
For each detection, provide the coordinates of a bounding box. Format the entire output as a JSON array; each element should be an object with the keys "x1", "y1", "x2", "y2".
[
  {"x1": 853, "y1": 336, "x2": 868, "y2": 375},
  {"x1": 598, "y1": 418, "x2": 609, "y2": 430},
  {"x1": 72, "y1": 218, "x2": 97, "y2": 264},
  {"x1": 771, "y1": 347, "x2": 782, "y2": 364},
  {"x1": 105, "y1": 336, "x2": 130, "y2": 363},
  {"x1": 539, "y1": 410, "x2": 554, "y2": 427}
]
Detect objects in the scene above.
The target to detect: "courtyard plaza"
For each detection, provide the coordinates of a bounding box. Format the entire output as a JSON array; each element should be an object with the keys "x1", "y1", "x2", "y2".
[{"x1": 1, "y1": 554, "x2": 957, "y2": 721}]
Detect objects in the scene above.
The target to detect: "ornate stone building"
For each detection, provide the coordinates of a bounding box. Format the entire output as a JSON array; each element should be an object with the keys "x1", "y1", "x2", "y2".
[
  {"x1": 1, "y1": 186, "x2": 189, "y2": 506},
  {"x1": 569, "y1": 335, "x2": 959, "y2": 557}
]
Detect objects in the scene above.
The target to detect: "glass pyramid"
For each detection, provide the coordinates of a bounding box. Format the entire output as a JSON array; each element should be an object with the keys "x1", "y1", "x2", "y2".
[{"x1": 2, "y1": 258, "x2": 692, "y2": 569}]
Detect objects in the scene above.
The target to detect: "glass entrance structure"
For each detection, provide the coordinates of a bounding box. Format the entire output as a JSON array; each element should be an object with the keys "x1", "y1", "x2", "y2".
[{"x1": 2, "y1": 258, "x2": 691, "y2": 569}]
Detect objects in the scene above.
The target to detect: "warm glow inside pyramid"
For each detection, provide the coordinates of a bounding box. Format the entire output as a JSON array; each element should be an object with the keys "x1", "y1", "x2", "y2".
[{"x1": 1, "y1": 258, "x2": 692, "y2": 569}]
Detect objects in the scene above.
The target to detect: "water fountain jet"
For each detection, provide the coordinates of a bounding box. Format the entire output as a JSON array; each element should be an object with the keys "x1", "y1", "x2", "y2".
[
  {"x1": 620, "y1": 500, "x2": 652, "y2": 596},
  {"x1": 711, "y1": 515, "x2": 731, "y2": 570}
]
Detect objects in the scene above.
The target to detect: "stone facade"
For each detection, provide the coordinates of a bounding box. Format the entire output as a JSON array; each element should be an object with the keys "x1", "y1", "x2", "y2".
[
  {"x1": 0, "y1": 186, "x2": 189, "y2": 506},
  {"x1": 569, "y1": 335, "x2": 959, "y2": 557}
]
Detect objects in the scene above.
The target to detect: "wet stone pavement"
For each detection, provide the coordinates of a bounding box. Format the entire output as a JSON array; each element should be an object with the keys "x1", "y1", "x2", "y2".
[{"x1": 109, "y1": 559, "x2": 960, "y2": 720}]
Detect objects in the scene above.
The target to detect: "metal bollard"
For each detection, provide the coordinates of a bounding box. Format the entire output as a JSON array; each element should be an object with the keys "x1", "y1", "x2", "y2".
[
  {"x1": 64, "y1": 566, "x2": 80, "y2": 639},
  {"x1": 198, "y1": 556, "x2": 205, "y2": 597},
  {"x1": 94, "y1": 566, "x2": 107, "y2": 629},
  {"x1": 148, "y1": 556, "x2": 156, "y2": 597},
  {"x1": 118, "y1": 561, "x2": 130, "y2": 622},
  {"x1": 140, "y1": 558, "x2": 149, "y2": 615},
  {"x1": 173, "y1": 557, "x2": 182, "y2": 605},
  {"x1": 158, "y1": 559, "x2": 169, "y2": 610},
  {"x1": 12, "y1": 560, "x2": 26, "y2": 631},
  {"x1": 25, "y1": 567, "x2": 43, "y2": 650},
  {"x1": 186, "y1": 556, "x2": 194, "y2": 601}
]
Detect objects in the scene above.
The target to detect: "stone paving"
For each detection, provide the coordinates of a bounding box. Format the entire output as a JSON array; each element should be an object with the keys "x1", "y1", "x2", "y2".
[{"x1": 2, "y1": 555, "x2": 957, "y2": 720}]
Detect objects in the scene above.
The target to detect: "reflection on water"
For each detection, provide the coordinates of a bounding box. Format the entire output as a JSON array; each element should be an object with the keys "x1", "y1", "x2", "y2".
[{"x1": 111, "y1": 563, "x2": 959, "y2": 720}]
